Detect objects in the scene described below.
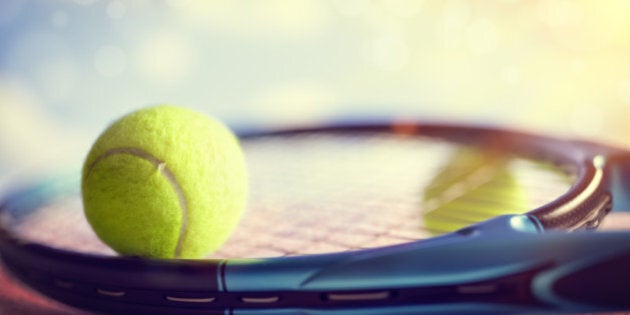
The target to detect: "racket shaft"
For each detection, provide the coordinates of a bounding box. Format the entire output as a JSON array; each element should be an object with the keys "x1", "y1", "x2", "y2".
[{"x1": 225, "y1": 215, "x2": 630, "y2": 312}]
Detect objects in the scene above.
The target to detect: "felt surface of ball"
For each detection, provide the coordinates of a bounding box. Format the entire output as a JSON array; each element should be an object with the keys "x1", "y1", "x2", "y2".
[{"x1": 81, "y1": 105, "x2": 248, "y2": 259}]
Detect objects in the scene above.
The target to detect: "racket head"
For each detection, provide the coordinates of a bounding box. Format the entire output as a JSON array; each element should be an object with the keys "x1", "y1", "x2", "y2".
[{"x1": 0, "y1": 121, "x2": 624, "y2": 314}]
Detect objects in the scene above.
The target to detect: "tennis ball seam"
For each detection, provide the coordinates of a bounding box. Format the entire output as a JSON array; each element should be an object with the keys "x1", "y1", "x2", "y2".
[{"x1": 85, "y1": 147, "x2": 188, "y2": 258}]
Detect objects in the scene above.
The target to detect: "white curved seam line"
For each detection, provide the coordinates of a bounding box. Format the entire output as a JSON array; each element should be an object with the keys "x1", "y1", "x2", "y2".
[
  {"x1": 159, "y1": 162, "x2": 188, "y2": 258},
  {"x1": 86, "y1": 147, "x2": 188, "y2": 258}
]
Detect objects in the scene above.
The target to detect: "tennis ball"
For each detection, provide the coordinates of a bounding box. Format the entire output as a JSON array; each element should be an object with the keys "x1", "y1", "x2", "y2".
[{"x1": 81, "y1": 105, "x2": 247, "y2": 259}]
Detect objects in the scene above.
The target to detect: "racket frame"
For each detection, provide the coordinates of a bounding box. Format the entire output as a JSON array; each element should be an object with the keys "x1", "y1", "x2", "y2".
[{"x1": 1, "y1": 121, "x2": 629, "y2": 314}]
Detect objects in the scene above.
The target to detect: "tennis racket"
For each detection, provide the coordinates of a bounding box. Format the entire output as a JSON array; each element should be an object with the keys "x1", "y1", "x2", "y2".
[{"x1": 1, "y1": 120, "x2": 630, "y2": 314}]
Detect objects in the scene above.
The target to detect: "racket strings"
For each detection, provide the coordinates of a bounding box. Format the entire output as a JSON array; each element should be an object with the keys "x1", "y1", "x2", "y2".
[
  {"x1": 215, "y1": 133, "x2": 573, "y2": 257},
  {"x1": 7, "y1": 132, "x2": 574, "y2": 258}
]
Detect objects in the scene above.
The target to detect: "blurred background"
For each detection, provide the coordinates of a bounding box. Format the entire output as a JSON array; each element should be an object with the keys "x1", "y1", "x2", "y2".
[{"x1": 1, "y1": 0, "x2": 630, "y2": 186}]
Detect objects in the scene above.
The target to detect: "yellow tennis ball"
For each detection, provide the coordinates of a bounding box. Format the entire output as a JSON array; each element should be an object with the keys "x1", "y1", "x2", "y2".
[{"x1": 81, "y1": 105, "x2": 247, "y2": 259}]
